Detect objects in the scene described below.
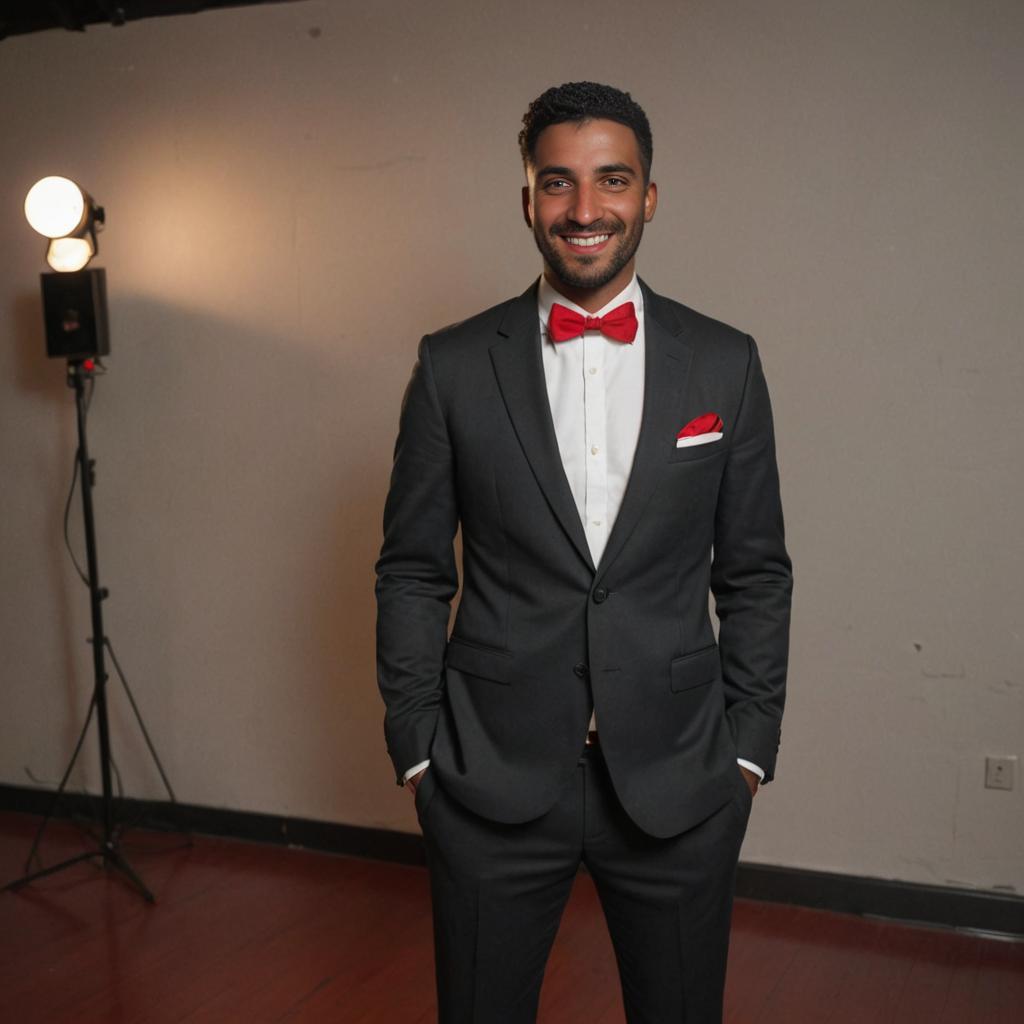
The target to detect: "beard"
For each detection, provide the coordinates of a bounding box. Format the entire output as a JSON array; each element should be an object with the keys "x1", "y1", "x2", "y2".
[{"x1": 532, "y1": 215, "x2": 645, "y2": 292}]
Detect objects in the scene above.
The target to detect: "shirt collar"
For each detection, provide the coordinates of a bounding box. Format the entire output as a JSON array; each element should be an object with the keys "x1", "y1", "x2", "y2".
[{"x1": 537, "y1": 273, "x2": 643, "y2": 339}]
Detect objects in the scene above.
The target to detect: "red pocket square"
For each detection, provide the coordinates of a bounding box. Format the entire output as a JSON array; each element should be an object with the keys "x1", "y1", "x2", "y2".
[{"x1": 677, "y1": 413, "x2": 724, "y2": 439}]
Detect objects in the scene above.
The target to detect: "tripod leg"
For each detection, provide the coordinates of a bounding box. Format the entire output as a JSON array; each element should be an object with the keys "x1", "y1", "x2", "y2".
[
  {"x1": 4, "y1": 850, "x2": 100, "y2": 892},
  {"x1": 104, "y1": 639, "x2": 180, "y2": 806},
  {"x1": 104, "y1": 846, "x2": 156, "y2": 904},
  {"x1": 23, "y1": 694, "x2": 98, "y2": 872}
]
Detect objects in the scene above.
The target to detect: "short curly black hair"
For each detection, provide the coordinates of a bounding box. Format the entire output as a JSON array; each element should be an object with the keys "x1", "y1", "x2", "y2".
[{"x1": 519, "y1": 81, "x2": 653, "y2": 181}]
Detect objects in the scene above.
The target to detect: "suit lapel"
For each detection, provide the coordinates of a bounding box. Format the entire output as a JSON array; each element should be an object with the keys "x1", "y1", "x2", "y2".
[
  {"x1": 594, "y1": 280, "x2": 695, "y2": 579},
  {"x1": 490, "y1": 282, "x2": 597, "y2": 574}
]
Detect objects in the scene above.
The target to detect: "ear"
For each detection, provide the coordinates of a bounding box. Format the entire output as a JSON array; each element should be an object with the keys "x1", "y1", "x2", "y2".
[
  {"x1": 522, "y1": 185, "x2": 533, "y2": 228},
  {"x1": 643, "y1": 180, "x2": 658, "y2": 223}
]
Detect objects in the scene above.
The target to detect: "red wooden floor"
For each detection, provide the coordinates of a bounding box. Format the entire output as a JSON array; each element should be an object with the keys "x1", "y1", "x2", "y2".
[{"x1": 1, "y1": 811, "x2": 1021, "y2": 1023}]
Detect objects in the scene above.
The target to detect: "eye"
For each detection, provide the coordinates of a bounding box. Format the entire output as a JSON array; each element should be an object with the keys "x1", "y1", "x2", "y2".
[
  {"x1": 542, "y1": 178, "x2": 572, "y2": 192},
  {"x1": 603, "y1": 176, "x2": 629, "y2": 188}
]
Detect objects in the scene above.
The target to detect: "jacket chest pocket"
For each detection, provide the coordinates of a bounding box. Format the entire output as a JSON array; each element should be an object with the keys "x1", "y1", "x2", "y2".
[{"x1": 665, "y1": 441, "x2": 727, "y2": 465}]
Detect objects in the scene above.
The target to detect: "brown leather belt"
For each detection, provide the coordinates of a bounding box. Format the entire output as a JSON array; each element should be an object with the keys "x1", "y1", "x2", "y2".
[{"x1": 584, "y1": 730, "x2": 600, "y2": 746}]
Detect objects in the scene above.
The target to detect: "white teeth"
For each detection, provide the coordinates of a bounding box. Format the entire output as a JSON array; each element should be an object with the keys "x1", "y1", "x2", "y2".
[{"x1": 565, "y1": 234, "x2": 610, "y2": 247}]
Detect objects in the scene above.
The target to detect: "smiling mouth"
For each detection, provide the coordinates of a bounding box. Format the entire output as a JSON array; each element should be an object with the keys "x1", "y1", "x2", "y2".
[{"x1": 562, "y1": 233, "x2": 612, "y2": 252}]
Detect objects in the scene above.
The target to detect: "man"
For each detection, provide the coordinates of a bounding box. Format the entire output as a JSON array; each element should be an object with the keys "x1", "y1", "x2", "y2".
[{"x1": 375, "y1": 81, "x2": 791, "y2": 1023}]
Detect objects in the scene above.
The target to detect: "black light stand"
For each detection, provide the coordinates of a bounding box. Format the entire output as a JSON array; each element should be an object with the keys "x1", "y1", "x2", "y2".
[
  {"x1": 8, "y1": 189, "x2": 182, "y2": 903},
  {"x1": 3, "y1": 360, "x2": 178, "y2": 904}
]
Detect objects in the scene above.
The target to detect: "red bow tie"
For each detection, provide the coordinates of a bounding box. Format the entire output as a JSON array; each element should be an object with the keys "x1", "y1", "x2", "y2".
[{"x1": 548, "y1": 301, "x2": 638, "y2": 344}]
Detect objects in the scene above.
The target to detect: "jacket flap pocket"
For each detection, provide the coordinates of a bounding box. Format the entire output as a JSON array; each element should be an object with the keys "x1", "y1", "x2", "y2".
[
  {"x1": 669, "y1": 643, "x2": 720, "y2": 692},
  {"x1": 444, "y1": 637, "x2": 514, "y2": 684}
]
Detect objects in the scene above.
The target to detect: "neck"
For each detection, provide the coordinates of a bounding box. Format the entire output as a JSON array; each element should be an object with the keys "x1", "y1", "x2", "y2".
[{"x1": 543, "y1": 261, "x2": 636, "y2": 313}]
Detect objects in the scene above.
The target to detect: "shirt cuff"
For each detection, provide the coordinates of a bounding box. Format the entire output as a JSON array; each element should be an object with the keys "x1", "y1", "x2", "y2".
[
  {"x1": 402, "y1": 758, "x2": 431, "y2": 784},
  {"x1": 736, "y1": 758, "x2": 764, "y2": 782}
]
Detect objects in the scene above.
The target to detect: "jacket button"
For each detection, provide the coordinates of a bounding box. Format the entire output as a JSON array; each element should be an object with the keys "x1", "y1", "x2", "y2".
[
  {"x1": 593, "y1": 587, "x2": 609, "y2": 604},
  {"x1": 573, "y1": 662, "x2": 589, "y2": 679}
]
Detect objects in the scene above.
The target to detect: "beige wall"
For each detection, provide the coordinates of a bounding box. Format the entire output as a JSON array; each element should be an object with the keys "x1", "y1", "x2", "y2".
[{"x1": 1, "y1": 0, "x2": 1021, "y2": 894}]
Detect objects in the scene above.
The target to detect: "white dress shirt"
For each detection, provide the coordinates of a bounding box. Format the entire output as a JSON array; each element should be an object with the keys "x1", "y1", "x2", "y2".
[
  {"x1": 537, "y1": 274, "x2": 645, "y2": 571},
  {"x1": 402, "y1": 274, "x2": 763, "y2": 785}
]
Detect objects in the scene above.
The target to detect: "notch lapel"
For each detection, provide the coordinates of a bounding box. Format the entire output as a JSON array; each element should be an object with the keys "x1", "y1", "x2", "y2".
[
  {"x1": 490, "y1": 283, "x2": 597, "y2": 574},
  {"x1": 594, "y1": 280, "x2": 695, "y2": 579}
]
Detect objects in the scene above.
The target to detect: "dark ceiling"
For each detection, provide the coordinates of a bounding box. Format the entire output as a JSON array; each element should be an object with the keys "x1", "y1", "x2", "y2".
[{"x1": 0, "y1": 0, "x2": 301, "y2": 41}]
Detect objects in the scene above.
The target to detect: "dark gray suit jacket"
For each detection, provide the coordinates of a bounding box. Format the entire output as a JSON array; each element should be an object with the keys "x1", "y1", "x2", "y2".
[{"x1": 375, "y1": 278, "x2": 792, "y2": 838}]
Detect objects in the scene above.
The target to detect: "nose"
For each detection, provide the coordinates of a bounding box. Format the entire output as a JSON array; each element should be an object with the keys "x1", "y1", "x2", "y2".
[{"x1": 567, "y1": 180, "x2": 602, "y2": 227}]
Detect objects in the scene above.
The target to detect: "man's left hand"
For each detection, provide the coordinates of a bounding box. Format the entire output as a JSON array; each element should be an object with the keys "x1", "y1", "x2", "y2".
[{"x1": 739, "y1": 765, "x2": 759, "y2": 798}]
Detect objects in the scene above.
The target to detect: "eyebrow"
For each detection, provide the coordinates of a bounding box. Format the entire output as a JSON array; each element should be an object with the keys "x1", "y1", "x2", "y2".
[{"x1": 536, "y1": 162, "x2": 638, "y2": 179}]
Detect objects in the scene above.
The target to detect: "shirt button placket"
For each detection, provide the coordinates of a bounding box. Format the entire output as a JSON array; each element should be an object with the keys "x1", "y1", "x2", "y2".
[{"x1": 583, "y1": 332, "x2": 609, "y2": 565}]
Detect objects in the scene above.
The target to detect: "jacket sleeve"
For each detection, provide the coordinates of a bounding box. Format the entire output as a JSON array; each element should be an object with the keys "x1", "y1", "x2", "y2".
[
  {"x1": 710, "y1": 335, "x2": 793, "y2": 783},
  {"x1": 374, "y1": 335, "x2": 459, "y2": 786}
]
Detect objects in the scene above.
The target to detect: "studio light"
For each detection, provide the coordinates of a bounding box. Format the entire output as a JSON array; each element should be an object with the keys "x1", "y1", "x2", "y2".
[
  {"x1": 23, "y1": 176, "x2": 110, "y2": 360},
  {"x1": 4, "y1": 175, "x2": 176, "y2": 905},
  {"x1": 24, "y1": 175, "x2": 105, "y2": 272}
]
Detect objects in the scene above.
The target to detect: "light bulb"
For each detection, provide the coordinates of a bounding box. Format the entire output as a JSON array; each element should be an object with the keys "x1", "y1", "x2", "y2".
[
  {"x1": 46, "y1": 236, "x2": 94, "y2": 273},
  {"x1": 25, "y1": 176, "x2": 87, "y2": 239}
]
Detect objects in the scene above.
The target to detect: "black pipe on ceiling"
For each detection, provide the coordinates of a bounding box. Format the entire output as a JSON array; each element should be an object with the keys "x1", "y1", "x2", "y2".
[{"x1": 0, "y1": 0, "x2": 304, "y2": 41}]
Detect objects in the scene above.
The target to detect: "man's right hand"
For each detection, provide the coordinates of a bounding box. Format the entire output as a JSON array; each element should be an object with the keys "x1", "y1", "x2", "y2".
[{"x1": 406, "y1": 766, "x2": 428, "y2": 794}]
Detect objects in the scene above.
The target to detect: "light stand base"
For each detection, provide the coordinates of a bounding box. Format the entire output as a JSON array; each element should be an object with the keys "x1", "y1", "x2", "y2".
[{"x1": 4, "y1": 842, "x2": 155, "y2": 904}]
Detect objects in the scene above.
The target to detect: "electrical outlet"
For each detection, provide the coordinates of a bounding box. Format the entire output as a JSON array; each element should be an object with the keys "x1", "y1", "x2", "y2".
[{"x1": 984, "y1": 756, "x2": 1017, "y2": 791}]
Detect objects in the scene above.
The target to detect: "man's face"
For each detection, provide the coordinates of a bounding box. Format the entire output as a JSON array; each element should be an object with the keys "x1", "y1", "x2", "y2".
[{"x1": 523, "y1": 118, "x2": 657, "y2": 308}]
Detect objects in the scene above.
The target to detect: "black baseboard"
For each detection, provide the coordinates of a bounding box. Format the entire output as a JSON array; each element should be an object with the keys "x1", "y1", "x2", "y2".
[
  {"x1": 736, "y1": 862, "x2": 1023, "y2": 938},
  {"x1": 0, "y1": 783, "x2": 427, "y2": 867},
  {"x1": 2, "y1": 783, "x2": 1020, "y2": 937}
]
